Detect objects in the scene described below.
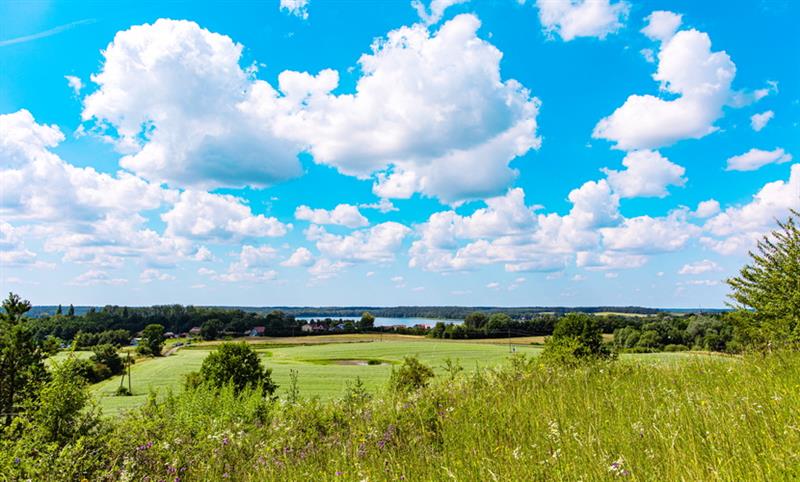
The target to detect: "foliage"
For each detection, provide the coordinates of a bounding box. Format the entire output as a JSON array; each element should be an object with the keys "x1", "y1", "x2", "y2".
[
  {"x1": 193, "y1": 342, "x2": 277, "y2": 396},
  {"x1": 200, "y1": 318, "x2": 223, "y2": 341},
  {"x1": 138, "y1": 323, "x2": 165, "y2": 356},
  {"x1": 358, "y1": 311, "x2": 375, "y2": 330},
  {"x1": 91, "y1": 344, "x2": 124, "y2": 376},
  {"x1": 541, "y1": 313, "x2": 614, "y2": 366},
  {"x1": 0, "y1": 293, "x2": 48, "y2": 428},
  {"x1": 388, "y1": 356, "x2": 435, "y2": 393},
  {"x1": 727, "y1": 209, "x2": 800, "y2": 348}
]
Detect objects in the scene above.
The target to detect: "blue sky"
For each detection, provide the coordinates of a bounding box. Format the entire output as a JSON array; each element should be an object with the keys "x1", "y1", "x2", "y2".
[{"x1": 1, "y1": 0, "x2": 797, "y2": 307}]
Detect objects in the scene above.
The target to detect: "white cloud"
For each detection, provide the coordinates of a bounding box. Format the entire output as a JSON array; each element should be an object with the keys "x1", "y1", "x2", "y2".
[
  {"x1": 202, "y1": 245, "x2": 279, "y2": 282},
  {"x1": 281, "y1": 247, "x2": 315, "y2": 267},
  {"x1": 599, "y1": 210, "x2": 697, "y2": 254},
  {"x1": 593, "y1": 25, "x2": 736, "y2": 150},
  {"x1": 576, "y1": 251, "x2": 647, "y2": 270},
  {"x1": 280, "y1": 14, "x2": 541, "y2": 204},
  {"x1": 295, "y1": 204, "x2": 369, "y2": 228},
  {"x1": 603, "y1": 150, "x2": 686, "y2": 198},
  {"x1": 162, "y1": 190, "x2": 289, "y2": 241},
  {"x1": 412, "y1": 0, "x2": 468, "y2": 25},
  {"x1": 359, "y1": 198, "x2": 399, "y2": 213},
  {"x1": 308, "y1": 258, "x2": 349, "y2": 281},
  {"x1": 280, "y1": 0, "x2": 309, "y2": 19},
  {"x1": 535, "y1": 0, "x2": 630, "y2": 41},
  {"x1": 65, "y1": 75, "x2": 83, "y2": 95},
  {"x1": 140, "y1": 268, "x2": 175, "y2": 283},
  {"x1": 693, "y1": 199, "x2": 720, "y2": 218},
  {"x1": 486, "y1": 281, "x2": 500, "y2": 289},
  {"x1": 750, "y1": 110, "x2": 774, "y2": 132},
  {"x1": 70, "y1": 270, "x2": 128, "y2": 286},
  {"x1": 308, "y1": 222, "x2": 412, "y2": 263},
  {"x1": 678, "y1": 259, "x2": 720, "y2": 275},
  {"x1": 1, "y1": 110, "x2": 188, "y2": 269},
  {"x1": 641, "y1": 10, "x2": 682, "y2": 42},
  {"x1": 82, "y1": 19, "x2": 304, "y2": 189},
  {"x1": 725, "y1": 148, "x2": 792, "y2": 172},
  {"x1": 703, "y1": 164, "x2": 800, "y2": 249}
]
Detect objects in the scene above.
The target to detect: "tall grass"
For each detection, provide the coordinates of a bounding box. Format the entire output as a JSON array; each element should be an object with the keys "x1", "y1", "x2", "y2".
[{"x1": 3, "y1": 352, "x2": 799, "y2": 481}]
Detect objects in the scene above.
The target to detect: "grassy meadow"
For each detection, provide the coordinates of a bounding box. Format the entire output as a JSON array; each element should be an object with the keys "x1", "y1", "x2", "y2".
[{"x1": 89, "y1": 335, "x2": 543, "y2": 414}]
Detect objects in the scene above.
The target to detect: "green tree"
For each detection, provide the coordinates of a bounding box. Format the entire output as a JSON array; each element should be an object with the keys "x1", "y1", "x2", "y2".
[
  {"x1": 32, "y1": 357, "x2": 99, "y2": 445},
  {"x1": 359, "y1": 311, "x2": 375, "y2": 330},
  {"x1": 200, "y1": 318, "x2": 223, "y2": 341},
  {"x1": 195, "y1": 342, "x2": 277, "y2": 396},
  {"x1": 486, "y1": 313, "x2": 512, "y2": 333},
  {"x1": 388, "y1": 356, "x2": 435, "y2": 393},
  {"x1": 138, "y1": 324, "x2": 165, "y2": 356},
  {"x1": 0, "y1": 293, "x2": 48, "y2": 427},
  {"x1": 464, "y1": 312, "x2": 488, "y2": 330},
  {"x1": 727, "y1": 209, "x2": 800, "y2": 348},
  {"x1": 91, "y1": 344, "x2": 124, "y2": 376},
  {"x1": 67, "y1": 304, "x2": 75, "y2": 317}
]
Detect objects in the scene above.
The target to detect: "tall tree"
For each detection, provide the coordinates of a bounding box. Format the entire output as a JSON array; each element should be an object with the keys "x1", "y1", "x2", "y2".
[
  {"x1": 138, "y1": 324, "x2": 165, "y2": 356},
  {"x1": 0, "y1": 293, "x2": 48, "y2": 427},
  {"x1": 727, "y1": 209, "x2": 800, "y2": 348}
]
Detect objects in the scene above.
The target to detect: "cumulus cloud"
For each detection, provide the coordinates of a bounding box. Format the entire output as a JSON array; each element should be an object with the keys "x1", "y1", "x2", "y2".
[
  {"x1": 280, "y1": 0, "x2": 309, "y2": 19},
  {"x1": 162, "y1": 190, "x2": 289, "y2": 241},
  {"x1": 702, "y1": 163, "x2": 800, "y2": 254},
  {"x1": 81, "y1": 19, "x2": 304, "y2": 189},
  {"x1": 1, "y1": 109, "x2": 189, "y2": 268},
  {"x1": 603, "y1": 150, "x2": 686, "y2": 198},
  {"x1": 295, "y1": 204, "x2": 369, "y2": 228},
  {"x1": 281, "y1": 247, "x2": 315, "y2": 267},
  {"x1": 412, "y1": 0, "x2": 468, "y2": 25},
  {"x1": 641, "y1": 10, "x2": 682, "y2": 42},
  {"x1": 308, "y1": 222, "x2": 412, "y2": 263},
  {"x1": 599, "y1": 210, "x2": 698, "y2": 253},
  {"x1": 678, "y1": 259, "x2": 720, "y2": 275},
  {"x1": 693, "y1": 199, "x2": 720, "y2": 218},
  {"x1": 279, "y1": 14, "x2": 541, "y2": 204},
  {"x1": 725, "y1": 148, "x2": 792, "y2": 172},
  {"x1": 535, "y1": 0, "x2": 630, "y2": 41},
  {"x1": 201, "y1": 245, "x2": 279, "y2": 283},
  {"x1": 140, "y1": 268, "x2": 175, "y2": 283},
  {"x1": 750, "y1": 110, "x2": 774, "y2": 132},
  {"x1": 593, "y1": 17, "x2": 737, "y2": 150}
]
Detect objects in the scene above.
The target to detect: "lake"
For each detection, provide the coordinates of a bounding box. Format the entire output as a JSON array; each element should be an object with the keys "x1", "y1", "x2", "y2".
[{"x1": 296, "y1": 316, "x2": 461, "y2": 327}]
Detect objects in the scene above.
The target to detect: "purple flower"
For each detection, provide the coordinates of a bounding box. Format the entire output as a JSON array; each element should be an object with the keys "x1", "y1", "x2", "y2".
[
  {"x1": 336, "y1": 471, "x2": 343, "y2": 476},
  {"x1": 13, "y1": 457, "x2": 20, "y2": 465},
  {"x1": 222, "y1": 473, "x2": 230, "y2": 478}
]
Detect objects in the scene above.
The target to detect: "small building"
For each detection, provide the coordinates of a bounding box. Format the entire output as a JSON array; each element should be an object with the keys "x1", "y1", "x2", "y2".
[
  {"x1": 130, "y1": 337, "x2": 141, "y2": 346},
  {"x1": 164, "y1": 331, "x2": 176, "y2": 339},
  {"x1": 188, "y1": 327, "x2": 202, "y2": 337},
  {"x1": 249, "y1": 326, "x2": 266, "y2": 337}
]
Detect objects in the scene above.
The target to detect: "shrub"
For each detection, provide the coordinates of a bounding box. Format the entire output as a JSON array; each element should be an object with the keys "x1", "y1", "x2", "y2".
[
  {"x1": 541, "y1": 313, "x2": 614, "y2": 366},
  {"x1": 193, "y1": 342, "x2": 277, "y2": 396},
  {"x1": 663, "y1": 344, "x2": 689, "y2": 352},
  {"x1": 137, "y1": 324, "x2": 165, "y2": 356},
  {"x1": 388, "y1": 356, "x2": 435, "y2": 393}
]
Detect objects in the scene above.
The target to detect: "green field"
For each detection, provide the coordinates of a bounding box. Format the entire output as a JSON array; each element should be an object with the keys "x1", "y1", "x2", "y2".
[
  {"x1": 90, "y1": 336, "x2": 542, "y2": 414},
  {"x1": 83, "y1": 335, "x2": 729, "y2": 415}
]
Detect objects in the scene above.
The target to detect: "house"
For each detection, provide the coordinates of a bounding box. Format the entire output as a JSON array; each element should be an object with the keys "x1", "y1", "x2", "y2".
[
  {"x1": 164, "y1": 331, "x2": 176, "y2": 339},
  {"x1": 249, "y1": 326, "x2": 266, "y2": 337},
  {"x1": 188, "y1": 327, "x2": 202, "y2": 337},
  {"x1": 301, "y1": 324, "x2": 313, "y2": 333}
]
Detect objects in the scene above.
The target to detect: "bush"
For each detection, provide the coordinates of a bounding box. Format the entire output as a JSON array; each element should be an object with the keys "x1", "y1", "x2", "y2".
[
  {"x1": 137, "y1": 324, "x2": 165, "y2": 356},
  {"x1": 193, "y1": 342, "x2": 277, "y2": 396},
  {"x1": 388, "y1": 356, "x2": 435, "y2": 393},
  {"x1": 663, "y1": 344, "x2": 689, "y2": 352},
  {"x1": 541, "y1": 313, "x2": 614, "y2": 366}
]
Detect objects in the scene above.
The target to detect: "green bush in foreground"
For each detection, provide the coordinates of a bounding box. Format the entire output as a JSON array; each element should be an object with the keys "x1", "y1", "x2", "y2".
[{"x1": 2, "y1": 350, "x2": 799, "y2": 481}]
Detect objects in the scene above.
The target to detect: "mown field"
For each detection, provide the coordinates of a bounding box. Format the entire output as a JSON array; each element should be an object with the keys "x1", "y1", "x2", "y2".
[{"x1": 82, "y1": 334, "x2": 720, "y2": 415}]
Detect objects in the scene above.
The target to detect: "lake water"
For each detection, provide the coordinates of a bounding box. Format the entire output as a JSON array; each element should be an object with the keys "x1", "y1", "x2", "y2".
[{"x1": 296, "y1": 316, "x2": 460, "y2": 327}]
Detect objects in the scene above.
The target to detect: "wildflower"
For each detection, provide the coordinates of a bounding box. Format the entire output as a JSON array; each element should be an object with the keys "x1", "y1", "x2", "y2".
[
  {"x1": 222, "y1": 473, "x2": 230, "y2": 478},
  {"x1": 608, "y1": 457, "x2": 630, "y2": 477},
  {"x1": 336, "y1": 471, "x2": 343, "y2": 476},
  {"x1": 14, "y1": 458, "x2": 20, "y2": 465}
]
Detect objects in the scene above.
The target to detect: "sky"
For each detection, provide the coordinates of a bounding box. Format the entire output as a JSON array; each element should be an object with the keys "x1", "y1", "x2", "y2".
[{"x1": 1, "y1": 0, "x2": 798, "y2": 308}]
